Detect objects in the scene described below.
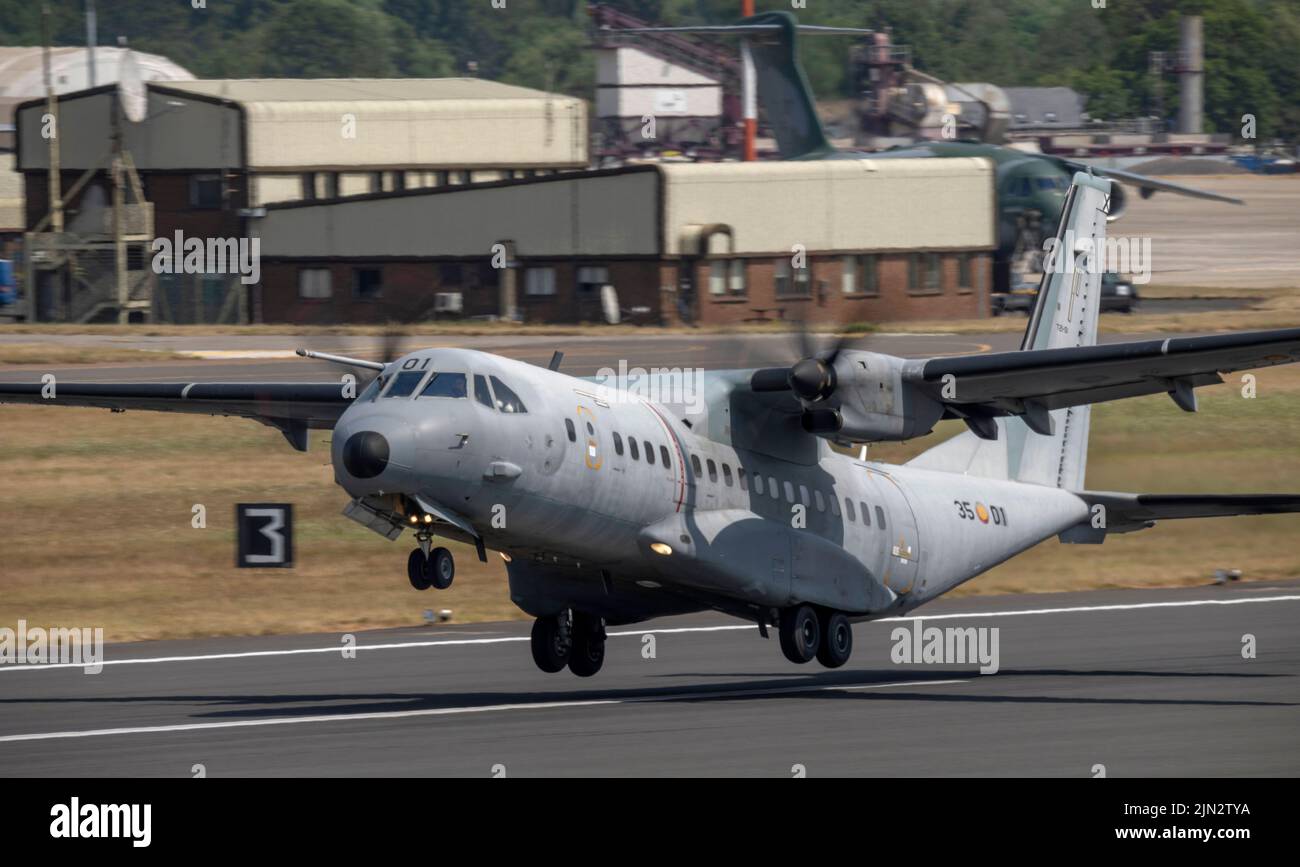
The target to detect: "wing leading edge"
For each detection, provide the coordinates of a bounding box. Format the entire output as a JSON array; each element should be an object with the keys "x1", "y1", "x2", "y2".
[{"x1": 0, "y1": 381, "x2": 353, "y2": 451}]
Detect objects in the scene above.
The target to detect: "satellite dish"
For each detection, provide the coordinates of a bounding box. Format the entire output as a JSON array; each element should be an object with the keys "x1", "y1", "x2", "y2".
[
  {"x1": 117, "y1": 50, "x2": 147, "y2": 123},
  {"x1": 600, "y1": 285, "x2": 621, "y2": 325}
]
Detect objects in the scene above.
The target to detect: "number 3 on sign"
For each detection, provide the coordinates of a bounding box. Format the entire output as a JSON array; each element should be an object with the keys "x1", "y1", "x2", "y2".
[{"x1": 237, "y1": 503, "x2": 295, "y2": 568}]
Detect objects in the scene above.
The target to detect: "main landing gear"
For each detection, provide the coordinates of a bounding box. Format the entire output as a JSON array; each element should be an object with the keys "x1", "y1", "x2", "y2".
[
  {"x1": 407, "y1": 545, "x2": 454, "y2": 591},
  {"x1": 778, "y1": 604, "x2": 853, "y2": 668},
  {"x1": 530, "y1": 610, "x2": 606, "y2": 677}
]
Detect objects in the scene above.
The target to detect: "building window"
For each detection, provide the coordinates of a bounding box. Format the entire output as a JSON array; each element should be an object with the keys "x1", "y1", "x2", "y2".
[
  {"x1": 525, "y1": 267, "x2": 557, "y2": 296},
  {"x1": 369, "y1": 172, "x2": 384, "y2": 194},
  {"x1": 926, "y1": 253, "x2": 942, "y2": 292},
  {"x1": 323, "y1": 172, "x2": 340, "y2": 199},
  {"x1": 190, "y1": 174, "x2": 223, "y2": 209},
  {"x1": 577, "y1": 266, "x2": 609, "y2": 294},
  {"x1": 391, "y1": 171, "x2": 406, "y2": 192},
  {"x1": 301, "y1": 172, "x2": 317, "y2": 201},
  {"x1": 709, "y1": 259, "x2": 746, "y2": 296},
  {"x1": 776, "y1": 257, "x2": 812, "y2": 297},
  {"x1": 298, "y1": 267, "x2": 333, "y2": 299},
  {"x1": 958, "y1": 252, "x2": 973, "y2": 290},
  {"x1": 844, "y1": 254, "x2": 879, "y2": 296},
  {"x1": 353, "y1": 267, "x2": 383, "y2": 300}
]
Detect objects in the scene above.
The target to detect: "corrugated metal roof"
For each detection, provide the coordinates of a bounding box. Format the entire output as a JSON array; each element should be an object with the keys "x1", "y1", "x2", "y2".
[{"x1": 160, "y1": 78, "x2": 567, "y2": 104}]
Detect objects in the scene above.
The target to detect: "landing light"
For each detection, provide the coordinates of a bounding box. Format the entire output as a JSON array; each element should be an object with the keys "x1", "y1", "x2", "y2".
[
  {"x1": 500, "y1": 552, "x2": 512, "y2": 563},
  {"x1": 408, "y1": 515, "x2": 419, "y2": 525},
  {"x1": 650, "y1": 543, "x2": 673, "y2": 556},
  {"x1": 423, "y1": 514, "x2": 433, "y2": 524}
]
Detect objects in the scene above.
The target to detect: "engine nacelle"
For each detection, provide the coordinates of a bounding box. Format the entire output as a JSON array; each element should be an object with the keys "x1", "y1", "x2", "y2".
[
  {"x1": 1106, "y1": 182, "x2": 1127, "y2": 222},
  {"x1": 804, "y1": 351, "x2": 946, "y2": 443}
]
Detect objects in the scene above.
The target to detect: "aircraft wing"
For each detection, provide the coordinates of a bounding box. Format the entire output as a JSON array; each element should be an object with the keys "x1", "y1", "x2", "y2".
[
  {"x1": 1073, "y1": 491, "x2": 1300, "y2": 534},
  {"x1": 0, "y1": 381, "x2": 352, "y2": 451},
  {"x1": 908, "y1": 327, "x2": 1300, "y2": 413},
  {"x1": 1059, "y1": 160, "x2": 1244, "y2": 205}
]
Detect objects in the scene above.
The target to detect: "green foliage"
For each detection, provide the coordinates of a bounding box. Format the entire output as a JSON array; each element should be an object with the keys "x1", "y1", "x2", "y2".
[{"x1": 1, "y1": 0, "x2": 1296, "y2": 139}]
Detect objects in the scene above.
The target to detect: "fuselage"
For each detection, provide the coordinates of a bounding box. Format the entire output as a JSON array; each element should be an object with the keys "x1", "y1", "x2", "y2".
[{"x1": 331, "y1": 348, "x2": 1089, "y2": 625}]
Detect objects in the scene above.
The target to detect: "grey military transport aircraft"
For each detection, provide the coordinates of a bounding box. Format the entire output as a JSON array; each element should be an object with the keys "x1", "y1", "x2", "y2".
[{"x1": 3, "y1": 173, "x2": 1299, "y2": 677}]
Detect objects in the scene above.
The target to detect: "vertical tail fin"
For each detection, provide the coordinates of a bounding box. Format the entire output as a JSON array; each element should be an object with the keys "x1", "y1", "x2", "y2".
[{"x1": 909, "y1": 172, "x2": 1112, "y2": 489}]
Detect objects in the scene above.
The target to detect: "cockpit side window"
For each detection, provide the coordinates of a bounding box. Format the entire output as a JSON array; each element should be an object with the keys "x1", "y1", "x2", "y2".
[
  {"x1": 473, "y1": 374, "x2": 495, "y2": 409},
  {"x1": 384, "y1": 370, "x2": 428, "y2": 398},
  {"x1": 359, "y1": 375, "x2": 385, "y2": 402},
  {"x1": 489, "y1": 376, "x2": 527, "y2": 413},
  {"x1": 420, "y1": 372, "x2": 467, "y2": 399}
]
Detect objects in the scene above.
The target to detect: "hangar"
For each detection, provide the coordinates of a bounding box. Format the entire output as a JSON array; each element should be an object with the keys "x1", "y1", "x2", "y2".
[
  {"x1": 254, "y1": 157, "x2": 996, "y2": 325},
  {"x1": 14, "y1": 77, "x2": 588, "y2": 322}
]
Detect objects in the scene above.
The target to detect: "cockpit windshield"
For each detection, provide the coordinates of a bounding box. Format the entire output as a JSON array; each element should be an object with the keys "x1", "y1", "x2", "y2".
[
  {"x1": 420, "y1": 372, "x2": 467, "y2": 399},
  {"x1": 383, "y1": 370, "x2": 427, "y2": 398}
]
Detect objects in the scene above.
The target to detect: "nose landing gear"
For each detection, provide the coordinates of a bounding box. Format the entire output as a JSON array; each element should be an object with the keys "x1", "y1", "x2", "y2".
[
  {"x1": 406, "y1": 541, "x2": 454, "y2": 591},
  {"x1": 530, "y1": 610, "x2": 606, "y2": 677}
]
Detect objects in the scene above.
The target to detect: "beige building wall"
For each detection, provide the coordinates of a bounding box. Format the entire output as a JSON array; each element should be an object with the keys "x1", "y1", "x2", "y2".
[{"x1": 659, "y1": 158, "x2": 996, "y2": 255}]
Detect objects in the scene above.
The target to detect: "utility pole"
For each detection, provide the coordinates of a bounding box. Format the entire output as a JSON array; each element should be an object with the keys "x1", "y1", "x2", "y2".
[
  {"x1": 741, "y1": 0, "x2": 756, "y2": 161},
  {"x1": 85, "y1": 0, "x2": 97, "y2": 87},
  {"x1": 41, "y1": 4, "x2": 63, "y2": 234}
]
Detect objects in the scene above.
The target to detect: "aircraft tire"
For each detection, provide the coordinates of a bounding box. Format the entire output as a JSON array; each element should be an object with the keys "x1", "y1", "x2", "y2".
[
  {"x1": 778, "y1": 605, "x2": 820, "y2": 664},
  {"x1": 427, "y1": 546, "x2": 455, "y2": 590},
  {"x1": 407, "y1": 549, "x2": 432, "y2": 591},
  {"x1": 816, "y1": 611, "x2": 853, "y2": 669},
  {"x1": 568, "y1": 612, "x2": 606, "y2": 678},
  {"x1": 530, "y1": 614, "x2": 571, "y2": 674}
]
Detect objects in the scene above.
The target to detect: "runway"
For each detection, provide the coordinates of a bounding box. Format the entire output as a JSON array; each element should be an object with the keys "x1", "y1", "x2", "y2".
[{"x1": 2, "y1": 581, "x2": 1296, "y2": 777}]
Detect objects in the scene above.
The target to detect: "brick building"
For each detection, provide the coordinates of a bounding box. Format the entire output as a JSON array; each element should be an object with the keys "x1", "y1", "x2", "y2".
[{"x1": 254, "y1": 158, "x2": 996, "y2": 326}]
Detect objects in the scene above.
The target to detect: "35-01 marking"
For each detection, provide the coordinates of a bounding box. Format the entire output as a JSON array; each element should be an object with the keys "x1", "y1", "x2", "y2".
[{"x1": 954, "y1": 500, "x2": 1007, "y2": 526}]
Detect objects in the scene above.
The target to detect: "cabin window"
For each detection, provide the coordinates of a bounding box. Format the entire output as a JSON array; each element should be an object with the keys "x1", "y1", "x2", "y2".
[
  {"x1": 814, "y1": 490, "x2": 825, "y2": 512},
  {"x1": 420, "y1": 372, "x2": 466, "y2": 399},
  {"x1": 691, "y1": 453, "x2": 702, "y2": 479},
  {"x1": 630, "y1": 438, "x2": 640, "y2": 460},
  {"x1": 829, "y1": 495, "x2": 840, "y2": 517},
  {"x1": 861, "y1": 502, "x2": 871, "y2": 526},
  {"x1": 707, "y1": 459, "x2": 718, "y2": 483},
  {"x1": 845, "y1": 498, "x2": 856, "y2": 522},
  {"x1": 645, "y1": 441, "x2": 655, "y2": 465},
  {"x1": 565, "y1": 419, "x2": 576, "y2": 442},
  {"x1": 769, "y1": 476, "x2": 779, "y2": 499},
  {"x1": 783, "y1": 481, "x2": 795, "y2": 503},
  {"x1": 384, "y1": 370, "x2": 427, "y2": 398},
  {"x1": 798, "y1": 484, "x2": 810, "y2": 507},
  {"x1": 489, "y1": 376, "x2": 527, "y2": 413},
  {"x1": 722, "y1": 464, "x2": 733, "y2": 487},
  {"x1": 473, "y1": 374, "x2": 494, "y2": 408},
  {"x1": 659, "y1": 445, "x2": 671, "y2": 467},
  {"x1": 876, "y1": 506, "x2": 887, "y2": 529},
  {"x1": 613, "y1": 432, "x2": 624, "y2": 456},
  {"x1": 737, "y1": 468, "x2": 748, "y2": 491},
  {"x1": 753, "y1": 473, "x2": 763, "y2": 496}
]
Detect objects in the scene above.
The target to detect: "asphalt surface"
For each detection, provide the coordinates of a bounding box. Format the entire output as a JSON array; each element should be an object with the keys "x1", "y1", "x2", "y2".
[{"x1": 1, "y1": 580, "x2": 1296, "y2": 777}]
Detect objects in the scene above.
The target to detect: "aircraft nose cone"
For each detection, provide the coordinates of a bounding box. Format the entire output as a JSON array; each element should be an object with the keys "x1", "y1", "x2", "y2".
[{"x1": 342, "y1": 431, "x2": 390, "y2": 479}]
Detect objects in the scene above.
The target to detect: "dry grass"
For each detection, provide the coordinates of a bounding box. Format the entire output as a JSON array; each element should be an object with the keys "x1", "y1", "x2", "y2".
[
  {"x1": 1, "y1": 366, "x2": 1298, "y2": 640},
  {"x1": 0, "y1": 344, "x2": 186, "y2": 365}
]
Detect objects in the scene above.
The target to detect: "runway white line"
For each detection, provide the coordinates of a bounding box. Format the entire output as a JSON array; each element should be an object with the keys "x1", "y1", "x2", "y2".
[
  {"x1": 3, "y1": 594, "x2": 1296, "y2": 674},
  {"x1": 0, "y1": 678, "x2": 968, "y2": 743}
]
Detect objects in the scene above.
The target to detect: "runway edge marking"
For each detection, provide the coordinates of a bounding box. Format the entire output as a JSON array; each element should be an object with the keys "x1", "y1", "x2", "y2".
[{"x1": 3, "y1": 595, "x2": 1298, "y2": 674}]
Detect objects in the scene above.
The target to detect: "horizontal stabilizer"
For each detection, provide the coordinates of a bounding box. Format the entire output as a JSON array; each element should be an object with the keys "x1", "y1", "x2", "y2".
[{"x1": 1070, "y1": 491, "x2": 1300, "y2": 538}]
